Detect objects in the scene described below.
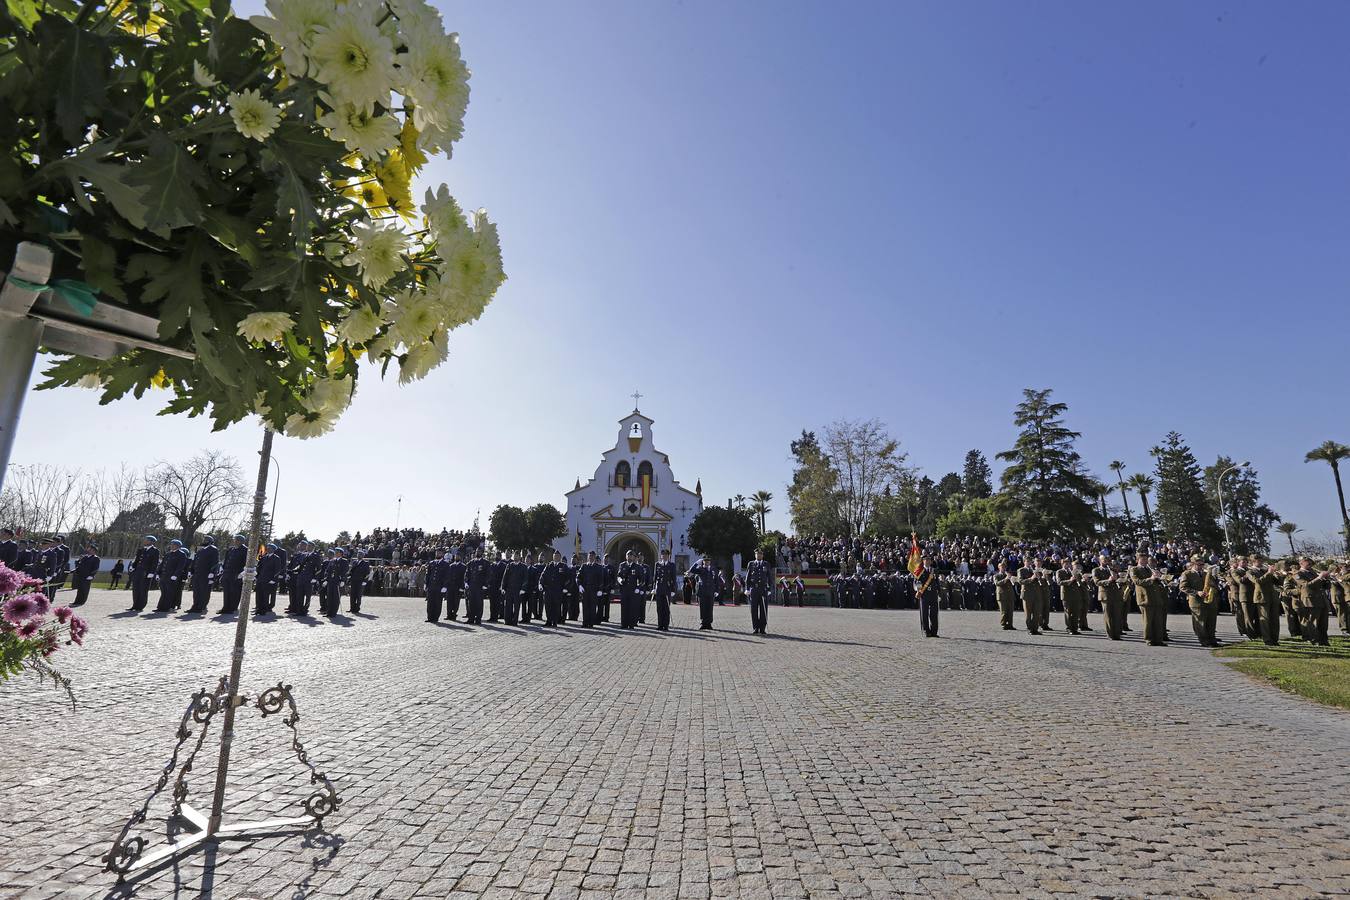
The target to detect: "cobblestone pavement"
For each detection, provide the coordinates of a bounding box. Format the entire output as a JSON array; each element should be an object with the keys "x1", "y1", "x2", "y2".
[{"x1": 2, "y1": 589, "x2": 1348, "y2": 899}]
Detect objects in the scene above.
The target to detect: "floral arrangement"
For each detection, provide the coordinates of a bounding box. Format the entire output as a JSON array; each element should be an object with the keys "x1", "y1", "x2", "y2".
[
  {"x1": 2, "y1": 0, "x2": 505, "y2": 437},
  {"x1": 0, "y1": 562, "x2": 87, "y2": 704}
]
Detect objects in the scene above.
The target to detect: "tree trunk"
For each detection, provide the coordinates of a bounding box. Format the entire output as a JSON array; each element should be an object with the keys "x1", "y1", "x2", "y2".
[
  {"x1": 1115, "y1": 475, "x2": 1133, "y2": 523},
  {"x1": 1332, "y1": 460, "x2": 1350, "y2": 554},
  {"x1": 1286, "y1": 532, "x2": 1297, "y2": 556},
  {"x1": 1139, "y1": 493, "x2": 1153, "y2": 542}
]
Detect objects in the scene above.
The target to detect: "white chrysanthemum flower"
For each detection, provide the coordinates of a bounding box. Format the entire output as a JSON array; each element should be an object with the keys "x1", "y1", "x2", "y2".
[
  {"x1": 193, "y1": 60, "x2": 218, "y2": 88},
  {"x1": 336, "y1": 304, "x2": 383, "y2": 344},
  {"x1": 227, "y1": 89, "x2": 282, "y2": 142},
  {"x1": 343, "y1": 221, "x2": 407, "y2": 289},
  {"x1": 317, "y1": 92, "x2": 400, "y2": 158},
  {"x1": 388, "y1": 290, "x2": 440, "y2": 345},
  {"x1": 422, "y1": 184, "x2": 468, "y2": 249},
  {"x1": 388, "y1": 0, "x2": 442, "y2": 32},
  {"x1": 415, "y1": 116, "x2": 463, "y2": 157},
  {"x1": 305, "y1": 375, "x2": 354, "y2": 415},
  {"x1": 309, "y1": 11, "x2": 398, "y2": 111},
  {"x1": 250, "y1": 0, "x2": 334, "y2": 77},
  {"x1": 400, "y1": 31, "x2": 469, "y2": 134},
  {"x1": 435, "y1": 208, "x2": 504, "y2": 324},
  {"x1": 75, "y1": 373, "x2": 107, "y2": 390},
  {"x1": 398, "y1": 327, "x2": 448, "y2": 384},
  {"x1": 284, "y1": 408, "x2": 339, "y2": 439},
  {"x1": 237, "y1": 311, "x2": 296, "y2": 341}
]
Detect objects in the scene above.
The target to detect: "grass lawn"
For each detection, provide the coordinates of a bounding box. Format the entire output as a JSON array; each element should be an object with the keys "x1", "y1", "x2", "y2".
[{"x1": 1214, "y1": 635, "x2": 1350, "y2": 711}]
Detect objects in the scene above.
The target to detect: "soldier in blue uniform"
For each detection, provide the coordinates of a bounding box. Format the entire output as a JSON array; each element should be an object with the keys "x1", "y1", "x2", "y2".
[
  {"x1": 129, "y1": 535, "x2": 159, "y2": 612},
  {"x1": 256, "y1": 543, "x2": 284, "y2": 615},
  {"x1": 294, "y1": 542, "x2": 321, "y2": 615},
  {"x1": 218, "y1": 534, "x2": 247, "y2": 614},
  {"x1": 500, "y1": 551, "x2": 528, "y2": 626},
  {"x1": 746, "y1": 547, "x2": 773, "y2": 635},
  {"x1": 618, "y1": 550, "x2": 643, "y2": 628},
  {"x1": 464, "y1": 548, "x2": 491, "y2": 625},
  {"x1": 487, "y1": 552, "x2": 507, "y2": 622},
  {"x1": 50, "y1": 534, "x2": 70, "y2": 600},
  {"x1": 0, "y1": 527, "x2": 16, "y2": 567},
  {"x1": 601, "y1": 553, "x2": 616, "y2": 623},
  {"x1": 349, "y1": 549, "x2": 371, "y2": 613},
  {"x1": 286, "y1": 541, "x2": 308, "y2": 614},
  {"x1": 425, "y1": 550, "x2": 450, "y2": 622},
  {"x1": 524, "y1": 552, "x2": 544, "y2": 622},
  {"x1": 446, "y1": 550, "x2": 467, "y2": 620},
  {"x1": 566, "y1": 554, "x2": 582, "y2": 621},
  {"x1": 578, "y1": 551, "x2": 607, "y2": 628},
  {"x1": 686, "y1": 555, "x2": 719, "y2": 630},
  {"x1": 71, "y1": 542, "x2": 100, "y2": 606},
  {"x1": 539, "y1": 550, "x2": 567, "y2": 627},
  {"x1": 652, "y1": 549, "x2": 677, "y2": 631},
  {"x1": 156, "y1": 539, "x2": 190, "y2": 612},
  {"x1": 913, "y1": 552, "x2": 939, "y2": 637},
  {"x1": 326, "y1": 548, "x2": 350, "y2": 616},
  {"x1": 186, "y1": 536, "x2": 219, "y2": 614}
]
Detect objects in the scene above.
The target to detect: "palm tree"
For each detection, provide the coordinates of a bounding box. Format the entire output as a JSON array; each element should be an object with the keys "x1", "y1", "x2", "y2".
[
  {"x1": 1304, "y1": 440, "x2": 1350, "y2": 554},
  {"x1": 749, "y1": 490, "x2": 773, "y2": 534},
  {"x1": 733, "y1": 494, "x2": 747, "y2": 510},
  {"x1": 1109, "y1": 461, "x2": 1133, "y2": 529},
  {"x1": 1126, "y1": 473, "x2": 1155, "y2": 542},
  {"x1": 1276, "y1": 521, "x2": 1300, "y2": 557},
  {"x1": 1086, "y1": 478, "x2": 1110, "y2": 535}
]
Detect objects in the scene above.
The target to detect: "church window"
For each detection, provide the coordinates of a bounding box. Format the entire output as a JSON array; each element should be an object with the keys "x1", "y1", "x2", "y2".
[
  {"x1": 637, "y1": 460, "x2": 655, "y2": 489},
  {"x1": 615, "y1": 461, "x2": 631, "y2": 488}
]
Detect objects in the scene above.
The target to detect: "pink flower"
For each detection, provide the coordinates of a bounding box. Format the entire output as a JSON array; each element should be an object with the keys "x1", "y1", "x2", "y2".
[
  {"x1": 16, "y1": 618, "x2": 41, "y2": 639},
  {"x1": 30, "y1": 594, "x2": 50, "y2": 618},
  {"x1": 68, "y1": 615, "x2": 89, "y2": 646},
  {"x1": 0, "y1": 563, "x2": 19, "y2": 595},
  {"x1": 40, "y1": 631, "x2": 59, "y2": 656},
  {"x1": 2, "y1": 593, "x2": 44, "y2": 625},
  {"x1": 53, "y1": 605, "x2": 74, "y2": 624}
]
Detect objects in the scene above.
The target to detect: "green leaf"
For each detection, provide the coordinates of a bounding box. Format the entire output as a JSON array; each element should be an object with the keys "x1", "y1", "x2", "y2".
[
  {"x1": 35, "y1": 15, "x2": 109, "y2": 144},
  {"x1": 78, "y1": 236, "x2": 127, "y2": 302},
  {"x1": 63, "y1": 157, "x2": 152, "y2": 229},
  {"x1": 126, "y1": 238, "x2": 205, "y2": 335},
  {"x1": 124, "y1": 133, "x2": 208, "y2": 237},
  {"x1": 273, "y1": 158, "x2": 318, "y2": 250},
  {"x1": 188, "y1": 299, "x2": 237, "y2": 386},
  {"x1": 242, "y1": 253, "x2": 300, "y2": 291},
  {"x1": 201, "y1": 206, "x2": 262, "y2": 266}
]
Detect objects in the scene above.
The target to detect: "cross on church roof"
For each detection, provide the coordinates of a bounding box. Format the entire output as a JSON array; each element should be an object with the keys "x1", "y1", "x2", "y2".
[
  {"x1": 576, "y1": 500, "x2": 591, "y2": 515},
  {"x1": 630, "y1": 390, "x2": 643, "y2": 409},
  {"x1": 676, "y1": 501, "x2": 691, "y2": 516}
]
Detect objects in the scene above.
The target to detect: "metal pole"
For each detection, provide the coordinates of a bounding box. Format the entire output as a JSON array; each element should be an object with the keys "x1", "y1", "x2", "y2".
[
  {"x1": 207, "y1": 427, "x2": 272, "y2": 836},
  {"x1": 267, "y1": 454, "x2": 281, "y2": 540},
  {"x1": 395, "y1": 495, "x2": 402, "y2": 530},
  {"x1": 0, "y1": 244, "x2": 54, "y2": 494},
  {"x1": 1217, "y1": 462, "x2": 1249, "y2": 560}
]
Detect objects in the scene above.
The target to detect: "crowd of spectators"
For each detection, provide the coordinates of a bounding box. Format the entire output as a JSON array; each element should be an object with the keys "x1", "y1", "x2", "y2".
[{"x1": 336, "y1": 527, "x2": 487, "y2": 597}]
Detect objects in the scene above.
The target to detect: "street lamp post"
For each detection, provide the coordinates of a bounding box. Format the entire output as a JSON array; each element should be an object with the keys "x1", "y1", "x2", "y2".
[
  {"x1": 268, "y1": 455, "x2": 281, "y2": 539},
  {"x1": 1217, "y1": 460, "x2": 1250, "y2": 560}
]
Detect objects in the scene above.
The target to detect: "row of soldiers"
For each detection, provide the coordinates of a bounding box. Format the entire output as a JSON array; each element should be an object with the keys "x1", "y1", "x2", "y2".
[{"x1": 421, "y1": 546, "x2": 775, "y2": 634}]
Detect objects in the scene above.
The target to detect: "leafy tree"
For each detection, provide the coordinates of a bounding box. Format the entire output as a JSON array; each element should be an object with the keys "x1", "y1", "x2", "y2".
[
  {"x1": 524, "y1": 504, "x2": 567, "y2": 552},
  {"x1": 787, "y1": 430, "x2": 845, "y2": 535},
  {"x1": 1203, "y1": 456, "x2": 1279, "y2": 556},
  {"x1": 749, "y1": 490, "x2": 773, "y2": 534},
  {"x1": 278, "y1": 529, "x2": 308, "y2": 546},
  {"x1": 6, "y1": 0, "x2": 504, "y2": 436},
  {"x1": 915, "y1": 475, "x2": 941, "y2": 536},
  {"x1": 865, "y1": 489, "x2": 915, "y2": 538},
  {"x1": 107, "y1": 500, "x2": 167, "y2": 535},
  {"x1": 935, "y1": 497, "x2": 1005, "y2": 539},
  {"x1": 488, "y1": 504, "x2": 529, "y2": 552},
  {"x1": 1126, "y1": 473, "x2": 1155, "y2": 543},
  {"x1": 1276, "y1": 521, "x2": 1300, "y2": 556},
  {"x1": 936, "y1": 472, "x2": 963, "y2": 502},
  {"x1": 1304, "y1": 441, "x2": 1350, "y2": 554},
  {"x1": 757, "y1": 531, "x2": 785, "y2": 566},
  {"x1": 994, "y1": 388, "x2": 1096, "y2": 539},
  {"x1": 961, "y1": 450, "x2": 993, "y2": 499},
  {"x1": 688, "y1": 506, "x2": 758, "y2": 568},
  {"x1": 1109, "y1": 460, "x2": 1134, "y2": 530},
  {"x1": 822, "y1": 419, "x2": 908, "y2": 536},
  {"x1": 1149, "y1": 432, "x2": 1220, "y2": 547}
]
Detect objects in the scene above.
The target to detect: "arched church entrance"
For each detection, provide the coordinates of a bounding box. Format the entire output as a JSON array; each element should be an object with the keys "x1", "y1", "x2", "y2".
[{"x1": 607, "y1": 533, "x2": 656, "y2": 568}]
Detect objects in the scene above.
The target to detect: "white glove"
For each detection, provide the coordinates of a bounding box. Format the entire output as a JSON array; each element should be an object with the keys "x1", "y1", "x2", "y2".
[
  {"x1": 86, "y1": 576, "x2": 93, "y2": 581},
  {"x1": 441, "y1": 588, "x2": 447, "y2": 593},
  {"x1": 172, "y1": 576, "x2": 179, "y2": 581}
]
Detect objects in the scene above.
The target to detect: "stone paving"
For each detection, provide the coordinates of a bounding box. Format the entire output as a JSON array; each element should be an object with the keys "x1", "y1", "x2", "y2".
[{"x1": 1, "y1": 589, "x2": 1348, "y2": 899}]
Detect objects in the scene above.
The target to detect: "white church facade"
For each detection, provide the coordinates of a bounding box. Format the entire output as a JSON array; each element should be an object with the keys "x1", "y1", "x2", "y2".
[{"x1": 553, "y1": 407, "x2": 703, "y2": 571}]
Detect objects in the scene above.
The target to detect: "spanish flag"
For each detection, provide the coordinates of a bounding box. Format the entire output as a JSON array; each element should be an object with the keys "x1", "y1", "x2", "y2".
[
  {"x1": 641, "y1": 472, "x2": 651, "y2": 508},
  {"x1": 907, "y1": 534, "x2": 923, "y2": 576}
]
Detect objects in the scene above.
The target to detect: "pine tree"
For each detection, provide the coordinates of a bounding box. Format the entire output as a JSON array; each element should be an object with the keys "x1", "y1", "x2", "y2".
[
  {"x1": 994, "y1": 389, "x2": 1096, "y2": 539},
  {"x1": 961, "y1": 450, "x2": 993, "y2": 498},
  {"x1": 1150, "y1": 432, "x2": 1221, "y2": 547}
]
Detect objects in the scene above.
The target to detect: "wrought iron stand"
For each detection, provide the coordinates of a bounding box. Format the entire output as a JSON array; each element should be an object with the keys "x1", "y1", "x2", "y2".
[{"x1": 101, "y1": 429, "x2": 341, "y2": 881}]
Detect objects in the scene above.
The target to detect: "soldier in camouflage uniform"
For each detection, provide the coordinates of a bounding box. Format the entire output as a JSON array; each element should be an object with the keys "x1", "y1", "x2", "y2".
[
  {"x1": 1016, "y1": 559, "x2": 1043, "y2": 635},
  {"x1": 1331, "y1": 563, "x2": 1350, "y2": 636},
  {"x1": 1244, "y1": 555, "x2": 1282, "y2": 646},
  {"x1": 1279, "y1": 560, "x2": 1303, "y2": 640},
  {"x1": 1090, "y1": 554, "x2": 1125, "y2": 641}
]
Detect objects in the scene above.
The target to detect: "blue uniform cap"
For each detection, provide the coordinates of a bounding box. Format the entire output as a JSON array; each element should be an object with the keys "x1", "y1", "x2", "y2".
[
  {"x1": 144, "y1": 535, "x2": 158, "y2": 543},
  {"x1": 170, "y1": 539, "x2": 183, "y2": 547}
]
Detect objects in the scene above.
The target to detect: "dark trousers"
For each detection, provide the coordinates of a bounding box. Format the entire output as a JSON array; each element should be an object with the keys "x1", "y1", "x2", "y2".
[
  {"x1": 131, "y1": 576, "x2": 151, "y2": 610},
  {"x1": 749, "y1": 587, "x2": 769, "y2": 633},
  {"x1": 582, "y1": 589, "x2": 599, "y2": 627},
  {"x1": 544, "y1": 590, "x2": 562, "y2": 626},
  {"x1": 156, "y1": 580, "x2": 183, "y2": 612},
  {"x1": 654, "y1": 588, "x2": 671, "y2": 630},
  {"x1": 222, "y1": 575, "x2": 243, "y2": 613},
  {"x1": 349, "y1": 581, "x2": 364, "y2": 613},
  {"x1": 488, "y1": 589, "x2": 501, "y2": 621},
  {"x1": 918, "y1": 591, "x2": 939, "y2": 636},
  {"x1": 699, "y1": 593, "x2": 714, "y2": 628},
  {"x1": 519, "y1": 590, "x2": 532, "y2": 624},
  {"x1": 503, "y1": 589, "x2": 521, "y2": 625},
  {"x1": 187, "y1": 580, "x2": 211, "y2": 613},
  {"x1": 620, "y1": 590, "x2": 639, "y2": 627},
  {"x1": 110, "y1": 574, "x2": 122, "y2": 589},
  {"x1": 427, "y1": 590, "x2": 445, "y2": 621},
  {"x1": 324, "y1": 582, "x2": 342, "y2": 616},
  {"x1": 256, "y1": 581, "x2": 276, "y2": 614},
  {"x1": 73, "y1": 578, "x2": 93, "y2": 606},
  {"x1": 599, "y1": 592, "x2": 611, "y2": 622},
  {"x1": 568, "y1": 592, "x2": 580, "y2": 621},
  {"x1": 290, "y1": 577, "x2": 312, "y2": 614},
  {"x1": 466, "y1": 589, "x2": 485, "y2": 624}
]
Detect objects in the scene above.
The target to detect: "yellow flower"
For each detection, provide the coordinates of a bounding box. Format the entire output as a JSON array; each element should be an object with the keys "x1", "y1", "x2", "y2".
[
  {"x1": 373, "y1": 153, "x2": 414, "y2": 221},
  {"x1": 342, "y1": 176, "x2": 390, "y2": 212},
  {"x1": 399, "y1": 117, "x2": 428, "y2": 178},
  {"x1": 151, "y1": 368, "x2": 169, "y2": 388}
]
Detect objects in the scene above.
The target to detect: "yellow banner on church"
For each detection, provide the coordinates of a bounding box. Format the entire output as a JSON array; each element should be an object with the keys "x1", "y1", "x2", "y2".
[{"x1": 641, "y1": 473, "x2": 651, "y2": 508}]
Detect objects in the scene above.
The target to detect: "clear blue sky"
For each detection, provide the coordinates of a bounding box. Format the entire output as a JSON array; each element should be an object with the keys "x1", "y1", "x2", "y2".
[{"x1": 11, "y1": 0, "x2": 1350, "y2": 543}]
